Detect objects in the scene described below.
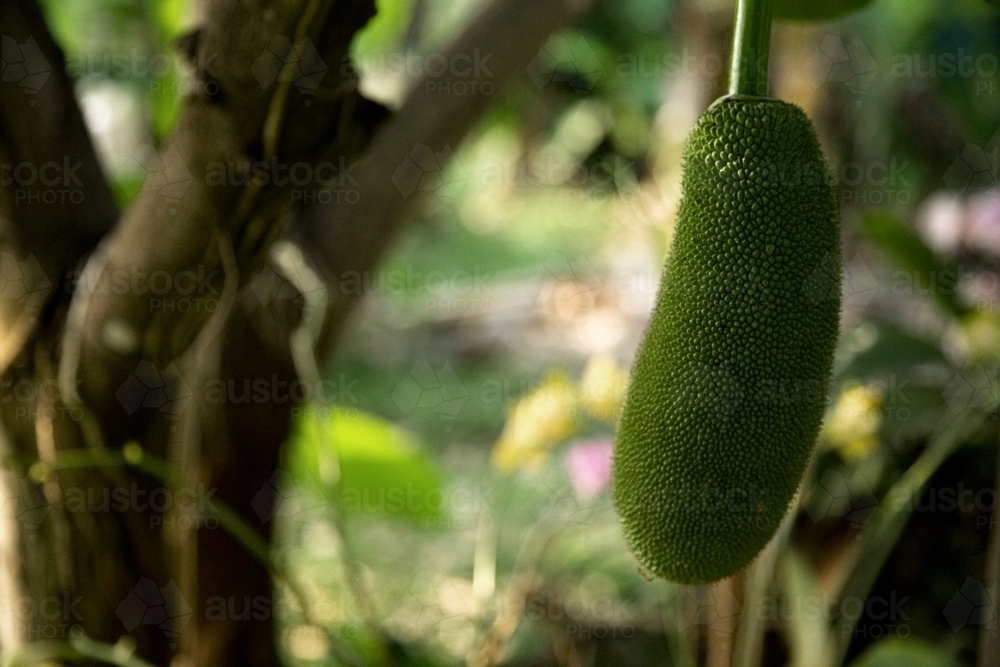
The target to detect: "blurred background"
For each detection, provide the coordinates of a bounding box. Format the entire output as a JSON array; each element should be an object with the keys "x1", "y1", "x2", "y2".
[{"x1": 24, "y1": 0, "x2": 1000, "y2": 664}]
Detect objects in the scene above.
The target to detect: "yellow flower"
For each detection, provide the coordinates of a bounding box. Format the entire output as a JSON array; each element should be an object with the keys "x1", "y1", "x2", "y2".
[
  {"x1": 491, "y1": 373, "x2": 578, "y2": 472},
  {"x1": 823, "y1": 383, "x2": 883, "y2": 460},
  {"x1": 579, "y1": 354, "x2": 629, "y2": 422},
  {"x1": 961, "y1": 308, "x2": 1000, "y2": 363}
]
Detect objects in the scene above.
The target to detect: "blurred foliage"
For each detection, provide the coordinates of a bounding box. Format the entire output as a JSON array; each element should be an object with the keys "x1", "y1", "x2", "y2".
[
  {"x1": 863, "y1": 212, "x2": 970, "y2": 319},
  {"x1": 352, "y1": 0, "x2": 414, "y2": 58},
  {"x1": 490, "y1": 355, "x2": 626, "y2": 471},
  {"x1": 848, "y1": 638, "x2": 959, "y2": 667},
  {"x1": 290, "y1": 407, "x2": 443, "y2": 522},
  {"x1": 773, "y1": 0, "x2": 876, "y2": 22},
  {"x1": 34, "y1": 0, "x2": 1000, "y2": 664}
]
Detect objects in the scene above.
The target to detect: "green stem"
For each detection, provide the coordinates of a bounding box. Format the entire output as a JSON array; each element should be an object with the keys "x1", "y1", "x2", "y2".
[
  {"x1": 831, "y1": 403, "x2": 996, "y2": 666},
  {"x1": 728, "y1": 0, "x2": 774, "y2": 97},
  {"x1": 2, "y1": 635, "x2": 157, "y2": 667},
  {"x1": 8, "y1": 447, "x2": 369, "y2": 667}
]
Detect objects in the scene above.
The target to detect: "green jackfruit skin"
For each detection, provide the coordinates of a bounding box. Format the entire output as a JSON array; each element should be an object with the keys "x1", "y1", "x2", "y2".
[{"x1": 612, "y1": 96, "x2": 841, "y2": 584}]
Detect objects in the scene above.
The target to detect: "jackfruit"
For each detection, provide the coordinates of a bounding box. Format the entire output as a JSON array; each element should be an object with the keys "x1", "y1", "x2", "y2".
[{"x1": 612, "y1": 96, "x2": 840, "y2": 584}]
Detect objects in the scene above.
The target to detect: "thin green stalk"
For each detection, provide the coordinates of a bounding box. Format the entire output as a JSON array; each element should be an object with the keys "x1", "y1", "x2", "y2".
[
  {"x1": 9, "y1": 447, "x2": 369, "y2": 667},
  {"x1": 977, "y1": 440, "x2": 1000, "y2": 667},
  {"x1": 26, "y1": 448, "x2": 272, "y2": 570},
  {"x1": 733, "y1": 498, "x2": 798, "y2": 667},
  {"x1": 2, "y1": 633, "x2": 156, "y2": 667},
  {"x1": 832, "y1": 403, "x2": 996, "y2": 666},
  {"x1": 728, "y1": 0, "x2": 774, "y2": 97}
]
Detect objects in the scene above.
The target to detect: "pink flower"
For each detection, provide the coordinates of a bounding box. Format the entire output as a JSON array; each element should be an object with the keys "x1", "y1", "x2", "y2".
[
  {"x1": 918, "y1": 189, "x2": 1000, "y2": 258},
  {"x1": 967, "y1": 191, "x2": 1000, "y2": 256},
  {"x1": 565, "y1": 440, "x2": 613, "y2": 501}
]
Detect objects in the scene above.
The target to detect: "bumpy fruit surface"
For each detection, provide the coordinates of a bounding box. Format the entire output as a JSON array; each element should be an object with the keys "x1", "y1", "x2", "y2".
[{"x1": 612, "y1": 96, "x2": 840, "y2": 584}]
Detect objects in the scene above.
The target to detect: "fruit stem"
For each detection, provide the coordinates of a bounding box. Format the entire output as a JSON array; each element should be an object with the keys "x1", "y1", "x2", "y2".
[{"x1": 728, "y1": 0, "x2": 774, "y2": 97}]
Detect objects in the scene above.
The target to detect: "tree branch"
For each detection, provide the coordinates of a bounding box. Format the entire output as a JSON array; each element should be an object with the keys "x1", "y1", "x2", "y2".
[
  {"x1": 0, "y1": 0, "x2": 119, "y2": 368},
  {"x1": 66, "y1": 0, "x2": 385, "y2": 430},
  {"x1": 304, "y1": 0, "x2": 593, "y2": 360}
]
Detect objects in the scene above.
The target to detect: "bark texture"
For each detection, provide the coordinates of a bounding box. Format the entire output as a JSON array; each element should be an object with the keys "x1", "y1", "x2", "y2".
[{"x1": 0, "y1": 0, "x2": 589, "y2": 663}]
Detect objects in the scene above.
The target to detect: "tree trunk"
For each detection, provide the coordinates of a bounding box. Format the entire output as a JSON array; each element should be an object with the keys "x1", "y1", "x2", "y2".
[{"x1": 0, "y1": 0, "x2": 589, "y2": 663}]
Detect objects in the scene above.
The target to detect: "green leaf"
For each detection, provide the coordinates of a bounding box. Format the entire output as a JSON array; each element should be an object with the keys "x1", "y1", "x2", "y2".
[
  {"x1": 155, "y1": 0, "x2": 188, "y2": 42},
  {"x1": 151, "y1": 70, "x2": 183, "y2": 141},
  {"x1": 289, "y1": 406, "x2": 444, "y2": 524},
  {"x1": 834, "y1": 322, "x2": 949, "y2": 384},
  {"x1": 780, "y1": 549, "x2": 834, "y2": 665},
  {"x1": 862, "y1": 212, "x2": 970, "y2": 319},
  {"x1": 848, "y1": 637, "x2": 958, "y2": 667},
  {"x1": 774, "y1": 0, "x2": 875, "y2": 21},
  {"x1": 150, "y1": 0, "x2": 189, "y2": 140},
  {"x1": 833, "y1": 323, "x2": 951, "y2": 443},
  {"x1": 111, "y1": 176, "x2": 145, "y2": 208},
  {"x1": 351, "y1": 0, "x2": 413, "y2": 58},
  {"x1": 831, "y1": 408, "x2": 994, "y2": 664}
]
